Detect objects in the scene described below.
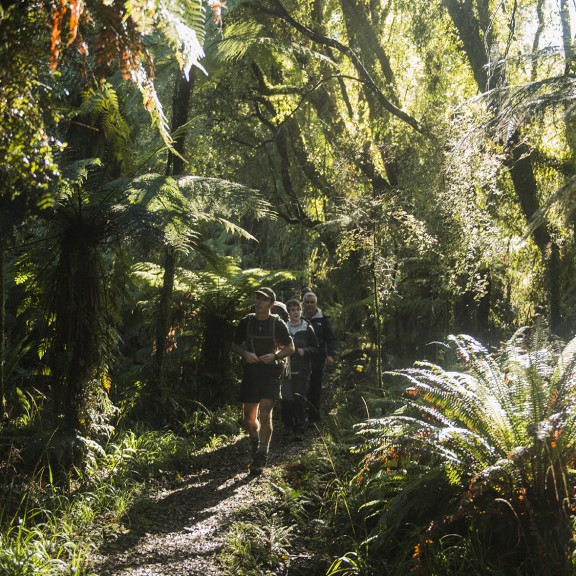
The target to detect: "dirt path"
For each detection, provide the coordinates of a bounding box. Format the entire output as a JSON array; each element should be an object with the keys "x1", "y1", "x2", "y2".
[{"x1": 90, "y1": 433, "x2": 309, "y2": 576}]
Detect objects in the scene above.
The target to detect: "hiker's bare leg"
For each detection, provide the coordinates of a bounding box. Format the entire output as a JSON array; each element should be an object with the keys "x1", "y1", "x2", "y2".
[
  {"x1": 257, "y1": 398, "x2": 274, "y2": 445},
  {"x1": 243, "y1": 403, "x2": 259, "y2": 438}
]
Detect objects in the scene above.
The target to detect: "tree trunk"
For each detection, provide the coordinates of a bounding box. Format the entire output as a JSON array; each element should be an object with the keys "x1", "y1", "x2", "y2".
[
  {"x1": 154, "y1": 246, "x2": 177, "y2": 395},
  {"x1": 52, "y1": 229, "x2": 100, "y2": 437},
  {"x1": 166, "y1": 71, "x2": 194, "y2": 176},
  {"x1": 153, "y1": 70, "x2": 193, "y2": 388},
  {"x1": 339, "y1": 0, "x2": 400, "y2": 184},
  {"x1": 443, "y1": 0, "x2": 489, "y2": 90},
  {"x1": 443, "y1": 0, "x2": 562, "y2": 331}
]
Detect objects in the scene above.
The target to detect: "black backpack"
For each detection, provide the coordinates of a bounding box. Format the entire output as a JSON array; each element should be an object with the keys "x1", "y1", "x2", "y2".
[{"x1": 246, "y1": 313, "x2": 290, "y2": 377}]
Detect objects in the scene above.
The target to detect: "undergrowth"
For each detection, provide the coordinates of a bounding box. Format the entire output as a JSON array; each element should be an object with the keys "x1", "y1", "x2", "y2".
[
  {"x1": 219, "y1": 375, "x2": 370, "y2": 576},
  {"x1": 0, "y1": 403, "x2": 243, "y2": 575},
  {"x1": 5, "y1": 328, "x2": 572, "y2": 575},
  {"x1": 219, "y1": 328, "x2": 576, "y2": 576}
]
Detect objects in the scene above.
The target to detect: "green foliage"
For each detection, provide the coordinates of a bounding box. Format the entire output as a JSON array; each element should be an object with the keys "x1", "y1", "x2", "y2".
[
  {"x1": 80, "y1": 82, "x2": 133, "y2": 169},
  {"x1": 221, "y1": 508, "x2": 294, "y2": 575},
  {"x1": 352, "y1": 327, "x2": 576, "y2": 574},
  {"x1": 0, "y1": 3, "x2": 62, "y2": 212},
  {"x1": 246, "y1": 406, "x2": 372, "y2": 576},
  {"x1": 120, "y1": 172, "x2": 272, "y2": 250},
  {"x1": 5, "y1": 0, "x2": 576, "y2": 570},
  {"x1": 0, "y1": 508, "x2": 77, "y2": 575},
  {"x1": 327, "y1": 551, "x2": 370, "y2": 576},
  {"x1": 12, "y1": 387, "x2": 47, "y2": 428},
  {"x1": 0, "y1": 406, "x2": 239, "y2": 575}
]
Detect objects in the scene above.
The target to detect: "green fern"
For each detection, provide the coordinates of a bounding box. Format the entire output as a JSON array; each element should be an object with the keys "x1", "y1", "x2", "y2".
[
  {"x1": 354, "y1": 327, "x2": 576, "y2": 574},
  {"x1": 118, "y1": 173, "x2": 272, "y2": 253},
  {"x1": 155, "y1": 2, "x2": 207, "y2": 78},
  {"x1": 80, "y1": 82, "x2": 132, "y2": 168},
  {"x1": 117, "y1": 1, "x2": 207, "y2": 151}
]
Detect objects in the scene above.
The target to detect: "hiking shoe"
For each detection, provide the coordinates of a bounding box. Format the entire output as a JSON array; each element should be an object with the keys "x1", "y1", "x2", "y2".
[{"x1": 250, "y1": 451, "x2": 268, "y2": 475}]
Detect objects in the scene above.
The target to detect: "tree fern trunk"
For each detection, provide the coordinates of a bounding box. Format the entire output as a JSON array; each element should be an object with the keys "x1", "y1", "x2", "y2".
[
  {"x1": 154, "y1": 246, "x2": 177, "y2": 394},
  {"x1": 51, "y1": 228, "x2": 101, "y2": 437},
  {"x1": 166, "y1": 71, "x2": 194, "y2": 176},
  {"x1": 152, "y1": 70, "x2": 193, "y2": 396}
]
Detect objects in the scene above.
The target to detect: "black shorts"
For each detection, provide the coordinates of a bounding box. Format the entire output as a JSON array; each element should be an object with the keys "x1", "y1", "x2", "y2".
[{"x1": 240, "y1": 364, "x2": 282, "y2": 403}]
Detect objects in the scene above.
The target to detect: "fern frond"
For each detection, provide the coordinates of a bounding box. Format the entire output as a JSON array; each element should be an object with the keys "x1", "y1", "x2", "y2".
[
  {"x1": 157, "y1": 3, "x2": 207, "y2": 78},
  {"x1": 208, "y1": 216, "x2": 258, "y2": 241},
  {"x1": 209, "y1": 20, "x2": 265, "y2": 62},
  {"x1": 252, "y1": 37, "x2": 339, "y2": 67},
  {"x1": 207, "y1": 18, "x2": 338, "y2": 67},
  {"x1": 352, "y1": 312, "x2": 576, "y2": 568},
  {"x1": 358, "y1": 328, "x2": 576, "y2": 534},
  {"x1": 60, "y1": 158, "x2": 104, "y2": 188},
  {"x1": 175, "y1": 175, "x2": 272, "y2": 219},
  {"x1": 552, "y1": 333, "x2": 576, "y2": 386},
  {"x1": 80, "y1": 82, "x2": 132, "y2": 166},
  {"x1": 123, "y1": 0, "x2": 207, "y2": 76}
]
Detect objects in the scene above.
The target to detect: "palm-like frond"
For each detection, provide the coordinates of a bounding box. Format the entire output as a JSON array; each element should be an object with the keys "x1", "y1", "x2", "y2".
[
  {"x1": 115, "y1": 172, "x2": 271, "y2": 251},
  {"x1": 486, "y1": 72, "x2": 576, "y2": 141},
  {"x1": 355, "y1": 328, "x2": 576, "y2": 572},
  {"x1": 208, "y1": 19, "x2": 337, "y2": 68},
  {"x1": 176, "y1": 175, "x2": 272, "y2": 219},
  {"x1": 366, "y1": 330, "x2": 576, "y2": 485},
  {"x1": 208, "y1": 20, "x2": 264, "y2": 62},
  {"x1": 154, "y1": 1, "x2": 207, "y2": 78},
  {"x1": 198, "y1": 0, "x2": 338, "y2": 79},
  {"x1": 80, "y1": 82, "x2": 132, "y2": 167}
]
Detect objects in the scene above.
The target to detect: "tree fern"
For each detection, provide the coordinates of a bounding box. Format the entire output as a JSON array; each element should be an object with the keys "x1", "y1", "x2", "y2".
[
  {"x1": 116, "y1": 172, "x2": 271, "y2": 253},
  {"x1": 154, "y1": 1, "x2": 207, "y2": 79},
  {"x1": 47, "y1": 1, "x2": 210, "y2": 152}
]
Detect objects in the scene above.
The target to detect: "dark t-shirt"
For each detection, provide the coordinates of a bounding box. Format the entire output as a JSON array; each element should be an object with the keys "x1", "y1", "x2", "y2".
[{"x1": 234, "y1": 313, "x2": 292, "y2": 358}]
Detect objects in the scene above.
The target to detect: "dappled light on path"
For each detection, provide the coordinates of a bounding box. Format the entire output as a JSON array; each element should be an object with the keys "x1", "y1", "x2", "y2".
[{"x1": 91, "y1": 435, "x2": 266, "y2": 575}]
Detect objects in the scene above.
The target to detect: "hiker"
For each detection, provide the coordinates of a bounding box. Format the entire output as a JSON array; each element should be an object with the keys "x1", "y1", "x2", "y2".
[
  {"x1": 302, "y1": 291, "x2": 337, "y2": 425},
  {"x1": 231, "y1": 287, "x2": 295, "y2": 474},
  {"x1": 280, "y1": 298, "x2": 319, "y2": 441},
  {"x1": 272, "y1": 300, "x2": 289, "y2": 322}
]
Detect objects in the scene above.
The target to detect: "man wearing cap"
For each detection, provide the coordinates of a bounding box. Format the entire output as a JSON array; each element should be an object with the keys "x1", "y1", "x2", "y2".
[{"x1": 231, "y1": 287, "x2": 295, "y2": 474}]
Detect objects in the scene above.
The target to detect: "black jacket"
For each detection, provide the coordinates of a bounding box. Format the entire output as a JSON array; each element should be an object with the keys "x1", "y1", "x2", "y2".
[{"x1": 303, "y1": 309, "x2": 337, "y2": 359}]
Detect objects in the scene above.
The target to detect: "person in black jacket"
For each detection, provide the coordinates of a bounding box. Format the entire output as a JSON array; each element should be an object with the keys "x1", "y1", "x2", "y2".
[
  {"x1": 302, "y1": 291, "x2": 337, "y2": 425},
  {"x1": 281, "y1": 298, "x2": 319, "y2": 440}
]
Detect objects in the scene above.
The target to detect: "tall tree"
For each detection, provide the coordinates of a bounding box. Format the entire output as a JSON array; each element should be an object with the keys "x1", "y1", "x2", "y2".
[{"x1": 442, "y1": 0, "x2": 562, "y2": 329}]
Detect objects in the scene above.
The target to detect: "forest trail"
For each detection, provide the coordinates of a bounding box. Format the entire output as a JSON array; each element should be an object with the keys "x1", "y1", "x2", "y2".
[{"x1": 90, "y1": 431, "x2": 314, "y2": 576}]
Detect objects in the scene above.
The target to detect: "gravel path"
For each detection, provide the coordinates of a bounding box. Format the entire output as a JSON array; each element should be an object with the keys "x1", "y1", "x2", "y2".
[{"x1": 90, "y1": 433, "x2": 312, "y2": 576}]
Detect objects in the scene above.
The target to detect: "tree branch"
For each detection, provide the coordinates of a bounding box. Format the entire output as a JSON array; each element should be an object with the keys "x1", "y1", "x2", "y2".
[{"x1": 270, "y1": 0, "x2": 424, "y2": 134}]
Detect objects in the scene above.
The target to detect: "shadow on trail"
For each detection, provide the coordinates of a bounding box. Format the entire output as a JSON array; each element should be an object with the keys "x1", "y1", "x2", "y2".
[
  {"x1": 99, "y1": 435, "x2": 257, "y2": 555},
  {"x1": 93, "y1": 424, "x2": 324, "y2": 575}
]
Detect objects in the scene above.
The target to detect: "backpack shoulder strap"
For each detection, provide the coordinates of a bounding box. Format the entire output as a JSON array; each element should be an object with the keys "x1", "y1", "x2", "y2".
[
  {"x1": 270, "y1": 314, "x2": 277, "y2": 348},
  {"x1": 246, "y1": 313, "x2": 256, "y2": 352}
]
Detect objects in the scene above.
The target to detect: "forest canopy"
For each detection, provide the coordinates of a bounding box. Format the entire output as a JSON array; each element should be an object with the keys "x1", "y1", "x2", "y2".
[{"x1": 2, "y1": 0, "x2": 576, "y2": 418}]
